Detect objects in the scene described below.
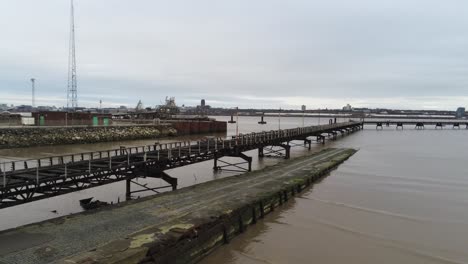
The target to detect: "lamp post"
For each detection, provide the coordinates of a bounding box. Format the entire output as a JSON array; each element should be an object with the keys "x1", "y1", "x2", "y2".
[
  {"x1": 236, "y1": 107, "x2": 239, "y2": 137},
  {"x1": 318, "y1": 108, "x2": 321, "y2": 125},
  {"x1": 31, "y1": 78, "x2": 36, "y2": 108},
  {"x1": 302, "y1": 110, "x2": 305, "y2": 127},
  {"x1": 278, "y1": 108, "x2": 281, "y2": 130}
]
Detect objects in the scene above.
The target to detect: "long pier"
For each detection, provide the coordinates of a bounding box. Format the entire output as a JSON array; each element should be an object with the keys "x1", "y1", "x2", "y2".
[
  {"x1": 0, "y1": 121, "x2": 362, "y2": 209},
  {"x1": 0, "y1": 148, "x2": 357, "y2": 264},
  {"x1": 364, "y1": 119, "x2": 468, "y2": 129}
]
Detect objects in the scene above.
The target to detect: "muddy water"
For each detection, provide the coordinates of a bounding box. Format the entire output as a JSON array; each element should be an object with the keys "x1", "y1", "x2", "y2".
[
  {"x1": 4, "y1": 116, "x2": 468, "y2": 264},
  {"x1": 201, "y1": 125, "x2": 468, "y2": 264},
  {"x1": 0, "y1": 116, "x2": 341, "y2": 231}
]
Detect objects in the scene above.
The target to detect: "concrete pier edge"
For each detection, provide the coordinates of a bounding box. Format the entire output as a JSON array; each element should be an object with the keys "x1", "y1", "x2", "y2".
[{"x1": 0, "y1": 148, "x2": 357, "y2": 264}]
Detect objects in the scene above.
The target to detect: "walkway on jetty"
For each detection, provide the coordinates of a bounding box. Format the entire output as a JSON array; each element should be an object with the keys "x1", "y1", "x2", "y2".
[
  {"x1": 0, "y1": 121, "x2": 362, "y2": 209},
  {"x1": 0, "y1": 148, "x2": 356, "y2": 264}
]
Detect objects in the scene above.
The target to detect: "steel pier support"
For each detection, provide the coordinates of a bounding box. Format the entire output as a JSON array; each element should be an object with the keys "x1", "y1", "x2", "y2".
[
  {"x1": 161, "y1": 172, "x2": 178, "y2": 191},
  {"x1": 126, "y1": 171, "x2": 178, "y2": 200},
  {"x1": 126, "y1": 179, "x2": 131, "y2": 200},
  {"x1": 214, "y1": 153, "x2": 252, "y2": 172},
  {"x1": 281, "y1": 144, "x2": 291, "y2": 159},
  {"x1": 260, "y1": 144, "x2": 291, "y2": 159}
]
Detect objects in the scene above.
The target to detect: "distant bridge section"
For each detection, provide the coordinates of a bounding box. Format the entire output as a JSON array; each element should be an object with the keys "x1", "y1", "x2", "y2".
[{"x1": 364, "y1": 119, "x2": 468, "y2": 130}]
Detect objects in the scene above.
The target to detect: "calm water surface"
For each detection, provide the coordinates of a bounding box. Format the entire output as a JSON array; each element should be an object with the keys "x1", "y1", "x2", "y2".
[
  {"x1": 2, "y1": 116, "x2": 468, "y2": 264},
  {"x1": 201, "y1": 122, "x2": 468, "y2": 264}
]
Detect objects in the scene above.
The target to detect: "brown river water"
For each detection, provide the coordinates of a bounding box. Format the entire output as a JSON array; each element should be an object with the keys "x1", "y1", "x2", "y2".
[{"x1": 2, "y1": 116, "x2": 468, "y2": 263}]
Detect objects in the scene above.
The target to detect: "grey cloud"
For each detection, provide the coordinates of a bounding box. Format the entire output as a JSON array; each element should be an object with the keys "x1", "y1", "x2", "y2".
[{"x1": 1, "y1": 0, "x2": 468, "y2": 109}]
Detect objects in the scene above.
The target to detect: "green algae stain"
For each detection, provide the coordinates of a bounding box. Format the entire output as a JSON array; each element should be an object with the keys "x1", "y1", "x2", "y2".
[
  {"x1": 190, "y1": 234, "x2": 224, "y2": 258},
  {"x1": 129, "y1": 233, "x2": 156, "y2": 249},
  {"x1": 159, "y1": 223, "x2": 194, "y2": 234},
  {"x1": 224, "y1": 209, "x2": 233, "y2": 215}
]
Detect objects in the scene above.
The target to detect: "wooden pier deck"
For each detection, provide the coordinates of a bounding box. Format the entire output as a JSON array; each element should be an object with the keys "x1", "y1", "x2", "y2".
[{"x1": 0, "y1": 148, "x2": 357, "y2": 264}]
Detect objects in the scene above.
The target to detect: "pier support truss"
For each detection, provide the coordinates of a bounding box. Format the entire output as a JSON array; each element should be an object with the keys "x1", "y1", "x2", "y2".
[
  {"x1": 125, "y1": 170, "x2": 178, "y2": 200},
  {"x1": 213, "y1": 152, "x2": 252, "y2": 173},
  {"x1": 415, "y1": 123, "x2": 425, "y2": 130},
  {"x1": 258, "y1": 144, "x2": 291, "y2": 159}
]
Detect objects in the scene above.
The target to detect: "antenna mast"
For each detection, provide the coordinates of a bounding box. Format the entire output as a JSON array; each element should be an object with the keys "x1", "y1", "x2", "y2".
[
  {"x1": 31, "y1": 78, "x2": 36, "y2": 108},
  {"x1": 67, "y1": 0, "x2": 78, "y2": 110}
]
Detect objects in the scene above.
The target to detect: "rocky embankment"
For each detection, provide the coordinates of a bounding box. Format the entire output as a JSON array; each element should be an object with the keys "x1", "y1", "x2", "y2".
[{"x1": 0, "y1": 126, "x2": 177, "y2": 149}]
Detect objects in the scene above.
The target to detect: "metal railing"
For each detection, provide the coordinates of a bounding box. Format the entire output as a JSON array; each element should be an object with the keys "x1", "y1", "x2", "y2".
[{"x1": 0, "y1": 121, "x2": 360, "y2": 175}]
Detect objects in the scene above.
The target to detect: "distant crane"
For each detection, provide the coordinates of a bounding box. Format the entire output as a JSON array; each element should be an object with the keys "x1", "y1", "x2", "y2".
[
  {"x1": 31, "y1": 78, "x2": 36, "y2": 108},
  {"x1": 67, "y1": 0, "x2": 78, "y2": 110}
]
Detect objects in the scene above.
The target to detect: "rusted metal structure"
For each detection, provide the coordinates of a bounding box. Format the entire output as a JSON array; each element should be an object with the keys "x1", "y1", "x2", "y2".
[{"x1": 0, "y1": 121, "x2": 363, "y2": 209}]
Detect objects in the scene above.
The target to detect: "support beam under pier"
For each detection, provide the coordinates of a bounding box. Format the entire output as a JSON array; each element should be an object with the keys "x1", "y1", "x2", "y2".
[
  {"x1": 304, "y1": 138, "x2": 312, "y2": 150},
  {"x1": 214, "y1": 152, "x2": 252, "y2": 172},
  {"x1": 126, "y1": 170, "x2": 178, "y2": 200},
  {"x1": 258, "y1": 144, "x2": 291, "y2": 159}
]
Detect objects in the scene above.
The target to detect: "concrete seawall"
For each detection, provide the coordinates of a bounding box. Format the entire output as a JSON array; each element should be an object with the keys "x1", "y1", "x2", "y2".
[{"x1": 0, "y1": 148, "x2": 356, "y2": 264}]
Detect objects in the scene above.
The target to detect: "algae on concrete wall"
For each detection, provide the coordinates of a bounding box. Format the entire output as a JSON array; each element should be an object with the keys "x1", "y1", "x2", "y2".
[{"x1": 0, "y1": 126, "x2": 177, "y2": 149}]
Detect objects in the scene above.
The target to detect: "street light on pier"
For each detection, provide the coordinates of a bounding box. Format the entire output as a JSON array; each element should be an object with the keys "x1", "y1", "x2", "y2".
[
  {"x1": 301, "y1": 105, "x2": 306, "y2": 127},
  {"x1": 318, "y1": 108, "x2": 321, "y2": 125},
  {"x1": 302, "y1": 112, "x2": 305, "y2": 127},
  {"x1": 278, "y1": 108, "x2": 282, "y2": 130},
  {"x1": 236, "y1": 107, "x2": 239, "y2": 138}
]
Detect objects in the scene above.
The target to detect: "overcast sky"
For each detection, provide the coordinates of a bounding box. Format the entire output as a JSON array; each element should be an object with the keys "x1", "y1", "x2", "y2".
[{"x1": 1, "y1": 0, "x2": 468, "y2": 110}]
